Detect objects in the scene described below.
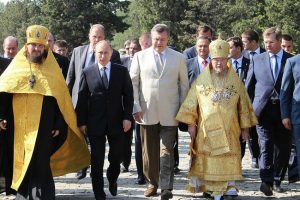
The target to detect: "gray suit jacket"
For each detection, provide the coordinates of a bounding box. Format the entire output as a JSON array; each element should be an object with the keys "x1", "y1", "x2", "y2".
[
  {"x1": 183, "y1": 46, "x2": 197, "y2": 60},
  {"x1": 186, "y1": 57, "x2": 201, "y2": 86},
  {"x1": 66, "y1": 45, "x2": 121, "y2": 107},
  {"x1": 280, "y1": 54, "x2": 300, "y2": 124},
  {"x1": 246, "y1": 50, "x2": 293, "y2": 118},
  {"x1": 121, "y1": 56, "x2": 132, "y2": 71}
]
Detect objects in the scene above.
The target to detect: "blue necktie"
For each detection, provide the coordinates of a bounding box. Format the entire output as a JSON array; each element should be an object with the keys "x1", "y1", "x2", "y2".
[{"x1": 273, "y1": 54, "x2": 279, "y2": 79}]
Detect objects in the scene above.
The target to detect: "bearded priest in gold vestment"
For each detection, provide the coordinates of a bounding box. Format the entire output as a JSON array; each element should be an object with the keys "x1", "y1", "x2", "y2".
[
  {"x1": 176, "y1": 38, "x2": 257, "y2": 200},
  {"x1": 0, "y1": 25, "x2": 90, "y2": 199}
]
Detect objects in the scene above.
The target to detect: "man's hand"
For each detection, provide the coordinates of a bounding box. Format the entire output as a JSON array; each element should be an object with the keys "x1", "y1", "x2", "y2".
[
  {"x1": 282, "y1": 118, "x2": 292, "y2": 130},
  {"x1": 241, "y1": 128, "x2": 249, "y2": 142},
  {"x1": 123, "y1": 120, "x2": 132, "y2": 133},
  {"x1": 133, "y1": 112, "x2": 143, "y2": 123},
  {"x1": 79, "y1": 125, "x2": 87, "y2": 135},
  {"x1": 0, "y1": 120, "x2": 7, "y2": 131},
  {"x1": 188, "y1": 125, "x2": 197, "y2": 139},
  {"x1": 52, "y1": 130, "x2": 60, "y2": 137}
]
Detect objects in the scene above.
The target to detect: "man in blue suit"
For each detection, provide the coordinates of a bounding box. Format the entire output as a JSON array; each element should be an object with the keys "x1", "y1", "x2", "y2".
[
  {"x1": 246, "y1": 27, "x2": 293, "y2": 196},
  {"x1": 280, "y1": 55, "x2": 300, "y2": 174},
  {"x1": 186, "y1": 36, "x2": 211, "y2": 86},
  {"x1": 183, "y1": 25, "x2": 213, "y2": 60}
]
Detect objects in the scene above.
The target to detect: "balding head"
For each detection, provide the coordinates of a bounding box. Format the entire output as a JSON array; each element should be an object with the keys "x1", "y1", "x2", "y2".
[
  {"x1": 89, "y1": 24, "x2": 105, "y2": 50},
  {"x1": 95, "y1": 40, "x2": 112, "y2": 66},
  {"x1": 3, "y1": 36, "x2": 18, "y2": 59}
]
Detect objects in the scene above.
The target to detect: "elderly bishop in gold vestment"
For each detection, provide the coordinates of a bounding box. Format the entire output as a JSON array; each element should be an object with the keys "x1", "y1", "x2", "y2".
[{"x1": 176, "y1": 39, "x2": 257, "y2": 200}]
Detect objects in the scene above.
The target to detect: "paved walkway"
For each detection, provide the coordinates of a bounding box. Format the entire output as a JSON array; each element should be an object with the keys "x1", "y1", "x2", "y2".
[{"x1": 1, "y1": 132, "x2": 300, "y2": 199}]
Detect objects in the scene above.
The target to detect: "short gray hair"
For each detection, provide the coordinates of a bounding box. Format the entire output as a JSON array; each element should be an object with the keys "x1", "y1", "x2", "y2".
[{"x1": 151, "y1": 24, "x2": 170, "y2": 36}]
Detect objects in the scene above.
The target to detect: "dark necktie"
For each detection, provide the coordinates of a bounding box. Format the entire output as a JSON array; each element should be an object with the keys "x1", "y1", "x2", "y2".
[
  {"x1": 234, "y1": 60, "x2": 239, "y2": 75},
  {"x1": 102, "y1": 67, "x2": 108, "y2": 89},
  {"x1": 250, "y1": 51, "x2": 256, "y2": 65},
  {"x1": 273, "y1": 54, "x2": 279, "y2": 79},
  {"x1": 88, "y1": 52, "x2": 95, "y2": 67}
]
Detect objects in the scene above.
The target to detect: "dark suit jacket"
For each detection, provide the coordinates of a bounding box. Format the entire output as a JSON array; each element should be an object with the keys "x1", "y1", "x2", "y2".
[
  {"x1": 246, "y1": 50, "x2": 293, "y2": 118},
  {"x1": 237, "y1": 57, "x2": 250, "y2": 83},
  {"x1": 53, "y1": 52, "x2": 69, "y2": 79},
  {"x1": 280, "y1": 54, "x2": 300, "y2": 124},
  {"x1": 76, "y1": 63, "x2": 133, "y2": 136},
  {"x1": 66, "y1": 44, "x2": 121, "y2": 107},
  {"x1": 183, "y1": 46, "x2": 197, "y2": 60},
  {"x1": 0, "y1": 57, "x2": 11, "y2": 75}
]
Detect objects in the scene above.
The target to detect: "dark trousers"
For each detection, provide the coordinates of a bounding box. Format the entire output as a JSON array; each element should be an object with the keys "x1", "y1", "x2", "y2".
[
  {"x1": 257, "y1": 102, "x2": 292, "y2": 185},
  {"x1": 249, "y1": 127, "x2": 260, "y2": 160},
  {"x1": 122, "y1": 121, "x2": 133, "y2": 170},
  {"x1": 88, "y1": 131, "x2": 123, "y2": 199},
  {"x1": 174, "y1": 130, "x2": 179, "y2": 167},
  {"x1": 135, "y1": 124, "x2": 144, "y2": 179}
]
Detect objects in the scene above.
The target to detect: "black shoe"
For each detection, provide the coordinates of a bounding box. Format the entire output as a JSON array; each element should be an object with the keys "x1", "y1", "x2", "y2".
[
  {"x1": 136, "y1": 177, "x2": 146, "y2": 185},
  {"x1": 109, "y1": 182, "x2": 117, "y2": 196},
  {"x1": 273, "y1": 185, "x2": 284, "y2": 193},
  {"x1": 174, "y1": 167, "x2": 180, "y2": 174},
  {"x1": 203, "y1": 191, "x2": 212, "y2": 198},
  {"x1": 76, "y1": 168, "x2": 87, "y2": 180},
  {"x1": 95, "y1": 190, "x2": 106, "y2": 200},
  {"x1": 161, "y1": 189, "x2": 173, "y2": 200},
  {"x1": 260, "y1": 182, "x2": 273, "y2": 196},
  {"x1": 251, "y1": 159, "x2": 259, "y2": 168}
]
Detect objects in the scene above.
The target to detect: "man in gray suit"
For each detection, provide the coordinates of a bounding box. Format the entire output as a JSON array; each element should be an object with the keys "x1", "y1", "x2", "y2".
[
  {"x1": 280, "y1": 55, "x2": 300, "y2": 174},
  {"x1": 130, "y1": 24, "x2": 189, "y2": 200},
  {"x1": 246, "y1": 27, "x2": 293, "y2": 196},
  {"x1": 67, "y1": 24, "x2": 121, "y2": 180},
  {"x1": 186, "y1": 36, "x2": 210, "y2": 85}
]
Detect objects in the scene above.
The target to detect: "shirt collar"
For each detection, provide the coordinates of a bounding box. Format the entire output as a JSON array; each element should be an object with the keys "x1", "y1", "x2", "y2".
[
  {"x1": 269, "y1": 49, "x2": 283, "y2": 59},
  {"x1": 98, "y1": 61, "x2": 111, "y2": 70}
]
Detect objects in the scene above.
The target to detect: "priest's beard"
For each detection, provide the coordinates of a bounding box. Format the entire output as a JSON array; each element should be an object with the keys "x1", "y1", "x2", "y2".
[
  {"x1": 27, "y1": 50, "x2": 47, "y2": 64},
  {"x1": 213, "y1": 68, "x2": 227, "y2": 77}
]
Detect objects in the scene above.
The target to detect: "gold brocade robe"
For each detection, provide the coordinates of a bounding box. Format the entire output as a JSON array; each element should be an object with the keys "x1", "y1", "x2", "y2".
[
  {"x1": 176, "y1": 64, "x2": 257, "y2": 194},
  {"x1": 0, "y1": 47, "x2": 90, "y2": 190}
]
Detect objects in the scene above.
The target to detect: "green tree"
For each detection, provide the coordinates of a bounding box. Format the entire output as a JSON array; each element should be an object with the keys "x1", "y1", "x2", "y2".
[{"x1": 39, "y1": 0, "x2": 129, "y2": 50}]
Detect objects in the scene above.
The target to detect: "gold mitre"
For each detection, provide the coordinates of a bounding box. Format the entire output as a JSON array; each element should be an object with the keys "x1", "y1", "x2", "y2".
[
  {"x1": 26, "y1": 25, "x2": 49, "y2": 46},
  {"x1": 209, "y1": 36, "x2": 229, "y2": 59}
]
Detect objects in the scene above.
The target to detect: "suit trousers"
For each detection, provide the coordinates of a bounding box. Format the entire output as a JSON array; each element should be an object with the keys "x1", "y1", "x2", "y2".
[
  {"x1": 135, "y1": 124, "x2": 144, "y2": 178},
  {"x1": 256, "y1": 101, "x2": 292, "y2": 185},
  {"x1": 122, "y1": 121, "x2": 133, "y2": 170},
  {"x1": 293, "y1": 125, "x2": 300, "y2": 174},
  {"x1": 88, "y1": 132, "x2": 124, "y2": 199},
  {"x1": 248, "y1": 127, "x2": 260, "y2": 160},
  {"x1": 140, "y1": 124, "x2": 177, "y2": 190}
]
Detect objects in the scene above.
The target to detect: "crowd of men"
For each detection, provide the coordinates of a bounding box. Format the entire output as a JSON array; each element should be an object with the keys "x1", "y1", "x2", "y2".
[{"x1": 0, "y1": 23, "x2": 299, "y2": 200}]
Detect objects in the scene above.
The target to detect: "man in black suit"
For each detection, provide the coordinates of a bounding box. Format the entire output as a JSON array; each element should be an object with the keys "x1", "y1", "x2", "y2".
[
  {"x1": 246, "y1": 27, "x2": 293, "y2": 196},
  {"x1": 67, "y1": 24, "x2": 121, "y2": 179},
  {"x1": 183, "y1": 25, "x2": 213, "y2": 60},
  {"x1": 76, "y1": 40, "x2": 133, "y2": 200},
  {"x1": 0, "y1": 57, "x2": 15, "y2": 197},
  {"x1": 227, "y1": 36, "x2": 250, "y2": 159},
  {"x1": 241, "y1": 29, "x2": 265, "y2": 168}
]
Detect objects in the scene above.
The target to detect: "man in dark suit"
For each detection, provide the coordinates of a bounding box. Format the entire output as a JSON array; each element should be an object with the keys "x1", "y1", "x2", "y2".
[
  {"x1": 48, "y1": 32, "x2": 70, "y2": 79},
  {"x1": 241, "y1": 29, "x2": 265, "y2": 168},
  {"x1": 186, "y1": 36, "x2": 210, "y2": 85},
  {"x1": 76, "y1": 40, "x2": 133, "y2": 200},
  {"x1": 120, "y1": 38, "x2": 141, "y2": 175},
  {"x1": 67, "y1": 24, "x2": 121, "y2": 179},
  {"x1": 227, "y1": 36, "x2": 250, "y2": 159},
  {"x1": 280, "y1": 54, "x2": 300, "y2": 175},
  {"x1": 246, "y1": 27, "x2": 293, "y2": 196},
  {"x1": 183, "y1": 25, "x2": 213, "y2": 60},
  {"x1": 0, "y1": 57, "x2": 15, "y2": 197}
]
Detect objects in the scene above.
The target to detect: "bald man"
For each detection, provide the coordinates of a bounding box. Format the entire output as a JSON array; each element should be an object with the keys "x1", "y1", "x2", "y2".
[{"x1": 2, "y1": 36, "x2": 18, "y2": 59}]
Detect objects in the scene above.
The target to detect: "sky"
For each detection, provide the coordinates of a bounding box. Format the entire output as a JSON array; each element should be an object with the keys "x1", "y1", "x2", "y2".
[{"x1": 0, "y1": 0, "x2": 10, "y2": 4}]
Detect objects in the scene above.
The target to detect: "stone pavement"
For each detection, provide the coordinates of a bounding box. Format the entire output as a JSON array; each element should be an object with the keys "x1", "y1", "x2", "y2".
[{"x1": 1, "y1": 132, "x2": 300, "y2": 200}]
